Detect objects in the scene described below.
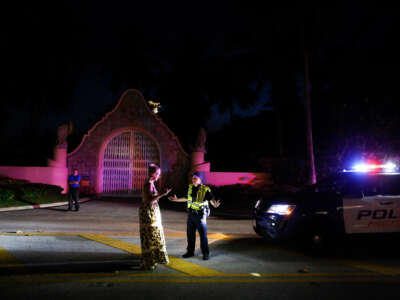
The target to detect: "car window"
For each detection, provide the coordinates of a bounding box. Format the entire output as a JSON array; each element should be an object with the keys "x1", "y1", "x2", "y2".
[
  {"x1": 336, "y1": 176, "x2": 363, "y2": 197},
  {"x1": 314, "y1": 173, "x2": 400, "y2": 197},
  {"x1": 362, "y1": 177, "x2": 379, "y2": 196},
  {"x1": 377, "y1": 175, "x2": 400, "y2": 195},
  {"x1": 313, "y1": 177, "x2": 336, "y2": 193},
  {"x1": 336, "y1": 174, "x2": 400, "y2": 197},
  {"x1": 315, "y1": 174, "x2": 359, "y2": 195}
]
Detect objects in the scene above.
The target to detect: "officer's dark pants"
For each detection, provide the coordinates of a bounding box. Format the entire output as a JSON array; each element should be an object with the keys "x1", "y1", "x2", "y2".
[
  {"x1": 186, "y1": 210, "x2": 209, "y2": 255},
  {"x1": 68, "y1": 188, "x2": 80, "y2": 210}
]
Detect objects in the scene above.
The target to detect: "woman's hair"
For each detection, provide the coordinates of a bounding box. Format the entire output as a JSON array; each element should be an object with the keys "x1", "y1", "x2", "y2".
[{"x1": 148, "y1": 163, "x2": 160, "y2": 177}]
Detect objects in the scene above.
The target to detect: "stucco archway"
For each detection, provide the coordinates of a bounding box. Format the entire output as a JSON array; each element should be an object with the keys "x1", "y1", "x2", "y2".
[{"x1": 67, "y1": 89, "x2": 190, "y2": 195}]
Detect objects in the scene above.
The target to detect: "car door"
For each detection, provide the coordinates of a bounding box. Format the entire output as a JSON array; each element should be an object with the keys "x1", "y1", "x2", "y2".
[
  {"x1": 369, "y1": 175, "x2": 400, "y2": 233},
  {"x1": 342, "y1": 175, "x2": 400, "y2": 234},
  {"x1": 341, "y1": 176, "x2": 374, "y2": 234}
]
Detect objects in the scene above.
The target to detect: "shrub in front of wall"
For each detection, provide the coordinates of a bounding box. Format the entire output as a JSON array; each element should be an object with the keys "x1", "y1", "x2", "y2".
[
  {"x1": 0, "y1": 187, "x2": 16, "y2": 203},
  {"x1": 18, "y1": 183, "x2": 63, "y2": 202}
]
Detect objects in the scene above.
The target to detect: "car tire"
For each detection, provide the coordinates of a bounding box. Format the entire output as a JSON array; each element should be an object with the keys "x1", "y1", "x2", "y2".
[
  {"x1": 253, "y1": 226, "x2": 273, "y2": 241},
  {"x1": 253, "y1": 225, "x2": 263, "y2": 237},
  {"x1": 302, "y1": 230, "x2": 329, "y2": 256},
  {"x1": 310, "y1": 232, "x2": 325, "y2": 250}
]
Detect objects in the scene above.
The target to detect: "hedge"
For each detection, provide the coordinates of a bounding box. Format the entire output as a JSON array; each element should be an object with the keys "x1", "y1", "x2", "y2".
[
  {"x1": 0, "y1": 187, "x2": 15, "y2": 202},
  {"x1": 0, "y1": 176, "x2": 63, "y2": 205}
]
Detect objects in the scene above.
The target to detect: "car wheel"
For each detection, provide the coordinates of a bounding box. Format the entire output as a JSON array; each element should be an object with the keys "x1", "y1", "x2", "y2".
[
  {"x1": 253, "y1": 225, "x2": 273, "y2": 241},
  {"x1": 253, "y1": 225, "x2": 263, "y2": 237},
  {"x1": 303, "y1": 231, "x2": 328, "y2": 256},
  {"x1": 311, "y1": 233, "x2": 324, "y2": 249}
]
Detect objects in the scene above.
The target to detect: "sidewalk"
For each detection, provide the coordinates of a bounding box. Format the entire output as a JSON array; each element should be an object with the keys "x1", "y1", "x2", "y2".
[{"x1": 0, "y1": 197, "x2": 91, "y2": 212}]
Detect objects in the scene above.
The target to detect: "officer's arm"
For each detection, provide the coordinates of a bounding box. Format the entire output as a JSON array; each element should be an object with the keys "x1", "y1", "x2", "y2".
[
  {"x1": 210, "y1": 199, "x2": 221, "y2": 208},
  {"x1": 168, "y1": 195, "x2": 187, "y2": 202},
  {"x1": 207, "y1": 191, "x2": 221, "y2": 208}
]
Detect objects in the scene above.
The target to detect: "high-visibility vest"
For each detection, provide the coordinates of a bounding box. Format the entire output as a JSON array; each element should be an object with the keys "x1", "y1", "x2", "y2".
[{"x1": 187, "y1": 184, "x2": 210, "y2": 211}]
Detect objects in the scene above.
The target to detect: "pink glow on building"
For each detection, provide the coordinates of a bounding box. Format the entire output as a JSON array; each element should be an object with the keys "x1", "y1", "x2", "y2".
[
  {"x1": 0, "y1": 145, "x2": 68, "y2": 193},
  {"x1": 203, "y1": 172, "x2": 272, "y2": 188},
  {"x1": 0, "y1": 166, "x2": 68, "y2": 193},
  {"x1": 191, "y1": 143, "x2": 272, "y2": 188}
]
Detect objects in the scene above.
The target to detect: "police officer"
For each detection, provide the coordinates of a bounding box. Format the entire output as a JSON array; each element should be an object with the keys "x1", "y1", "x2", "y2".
[
  {"x1": 168, "y1": 172, "x2": 220, "y2": 260},
  {"x1": 68, "y1": 169, "x2": 81, "y2": 211}
]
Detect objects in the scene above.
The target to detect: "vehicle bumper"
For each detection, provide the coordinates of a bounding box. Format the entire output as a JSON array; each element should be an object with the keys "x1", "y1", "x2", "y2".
[{"x1": 253, "y1": 212, "x2": 299, "y2": 240}]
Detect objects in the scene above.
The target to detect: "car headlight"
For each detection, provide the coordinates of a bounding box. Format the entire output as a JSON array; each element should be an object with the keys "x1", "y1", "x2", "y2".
[{"x1": 267, "y1": 204, "x2": 296, "y2": 216}]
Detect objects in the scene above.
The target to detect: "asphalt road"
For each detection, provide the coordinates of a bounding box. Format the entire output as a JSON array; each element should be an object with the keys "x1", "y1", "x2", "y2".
[{"x1": 0, "y1": 197, "x2": 399, "y2": 300}]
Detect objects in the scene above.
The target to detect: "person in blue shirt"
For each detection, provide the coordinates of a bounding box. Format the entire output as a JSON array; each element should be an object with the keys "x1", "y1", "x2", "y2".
[{"x1": 68, "y1": 169, "x2": 81, "y2": 211}]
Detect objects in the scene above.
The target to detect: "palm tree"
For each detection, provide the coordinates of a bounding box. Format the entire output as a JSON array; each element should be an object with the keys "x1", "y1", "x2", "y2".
[
  {"x1": 301, "y1": 3, "x2": 320, "y2": 185},
  {"x1": 302, "y1": 40, "x2": 317, "y2": 184}
]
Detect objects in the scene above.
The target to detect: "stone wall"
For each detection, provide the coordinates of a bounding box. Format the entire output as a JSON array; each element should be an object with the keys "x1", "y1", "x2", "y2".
[
  {"x1": 0, "y1": 166, "x2": 68, "y2": 193},
  {"x1": 203, "y1": 171, "x2": 272, "y2": 188}
]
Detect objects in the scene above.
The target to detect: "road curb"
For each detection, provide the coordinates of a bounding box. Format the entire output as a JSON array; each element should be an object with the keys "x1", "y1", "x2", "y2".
[{"x1": 0, "y1": 197, "x2": 92, "y2": 212}]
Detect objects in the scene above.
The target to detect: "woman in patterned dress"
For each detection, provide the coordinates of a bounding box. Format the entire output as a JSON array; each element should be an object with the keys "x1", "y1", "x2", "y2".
[{"x1": 139, "y1": 163, "x2": 171, "y2": 270}]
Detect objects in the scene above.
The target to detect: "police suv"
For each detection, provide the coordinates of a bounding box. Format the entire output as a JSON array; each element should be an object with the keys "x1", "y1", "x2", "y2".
[{"x1": 252, "y1": 162, "x2": 400, "y2": 248}]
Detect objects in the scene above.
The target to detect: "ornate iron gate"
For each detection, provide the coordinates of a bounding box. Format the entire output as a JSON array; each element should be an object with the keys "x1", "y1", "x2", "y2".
[{"x1": 102, "y1": 130, "x2": 160, "y2": 196}]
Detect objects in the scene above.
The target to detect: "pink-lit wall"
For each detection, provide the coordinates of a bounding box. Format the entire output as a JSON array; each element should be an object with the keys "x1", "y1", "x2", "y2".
[
  {"x1": 0, "y1": 166, "x2": 68, "y2": 194},
  {"x1": 203, "y1": 172, "x2": 272, "y2": 188}
]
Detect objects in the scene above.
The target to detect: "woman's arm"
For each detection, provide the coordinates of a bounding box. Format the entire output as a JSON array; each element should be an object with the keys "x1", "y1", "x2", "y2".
[
  {"x1": 151, "y1": 189, "x2": 171, "y2": 204},
  {"x1": 144, "y1": 184, "x2": 171, "y2": 205},
  {"x1": 152, "y1": 190, "x2": 171, "y2": 204}
]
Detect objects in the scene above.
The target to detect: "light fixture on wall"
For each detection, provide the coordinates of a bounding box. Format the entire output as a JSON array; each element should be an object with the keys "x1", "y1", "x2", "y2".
[{"x1": 148, "y1": 100, "x2": 161, "y2": 114}]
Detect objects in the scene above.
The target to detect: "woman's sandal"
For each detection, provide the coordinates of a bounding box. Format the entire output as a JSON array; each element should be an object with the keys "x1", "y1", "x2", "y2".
[{"x1": 140, "y1": 264, "x2": 157, "y2": 271}]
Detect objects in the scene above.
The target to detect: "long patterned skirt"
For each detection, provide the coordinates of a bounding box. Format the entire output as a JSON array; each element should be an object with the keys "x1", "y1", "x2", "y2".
[{"x1": 139, "y1": 203, "x2": 169, "y2": 269}]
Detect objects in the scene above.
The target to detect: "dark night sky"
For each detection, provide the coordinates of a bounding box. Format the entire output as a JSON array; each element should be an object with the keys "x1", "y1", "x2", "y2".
[{"x1": 1, "y1": 1, "x2": 399, "y2": 171}]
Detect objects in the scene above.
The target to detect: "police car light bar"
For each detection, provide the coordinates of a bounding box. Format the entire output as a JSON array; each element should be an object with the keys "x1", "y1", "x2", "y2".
[
  {"x1": 346, "y1": 162, "x2": 397, "y2": 173},
  {"x1": 383, "y1": 162, "x2": 397, "y2": 172}
]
